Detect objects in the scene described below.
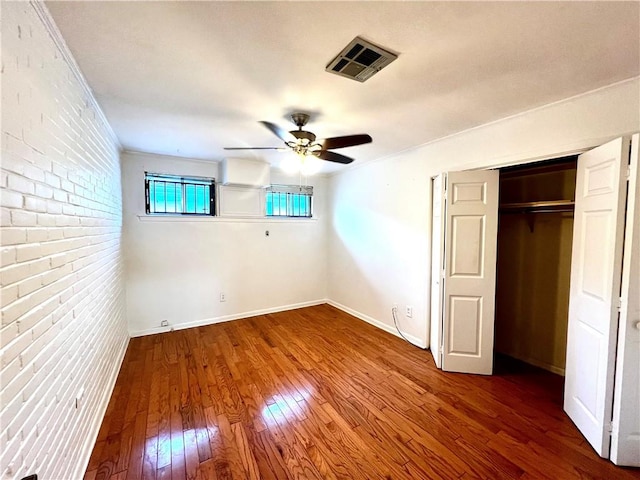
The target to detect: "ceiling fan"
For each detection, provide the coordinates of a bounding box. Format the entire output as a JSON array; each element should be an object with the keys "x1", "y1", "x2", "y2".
[{"x1": 224, "y1": 113, "x2": 372, "y2": 165}]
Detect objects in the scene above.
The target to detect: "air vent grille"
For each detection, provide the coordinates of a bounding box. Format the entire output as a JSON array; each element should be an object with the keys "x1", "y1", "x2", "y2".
[{"x1": 326, "y1": 36, "x2": 398, "y2": 82}]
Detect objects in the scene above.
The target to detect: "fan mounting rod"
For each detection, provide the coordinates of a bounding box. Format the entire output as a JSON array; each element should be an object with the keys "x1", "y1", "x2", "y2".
[{"x1": 289, "y1": 113, "x2": 316, "y2": 144}]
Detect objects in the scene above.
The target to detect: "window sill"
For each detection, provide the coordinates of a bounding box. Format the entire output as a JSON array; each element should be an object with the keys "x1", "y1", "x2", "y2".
[{"x1": 136, "y1": 215, "x2": 318, "y2": 224}]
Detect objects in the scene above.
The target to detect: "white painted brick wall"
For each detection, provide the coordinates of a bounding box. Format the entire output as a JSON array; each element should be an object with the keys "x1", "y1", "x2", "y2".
[{"x1": 1, "y1": 2, "x2": 129, "y2": 479}]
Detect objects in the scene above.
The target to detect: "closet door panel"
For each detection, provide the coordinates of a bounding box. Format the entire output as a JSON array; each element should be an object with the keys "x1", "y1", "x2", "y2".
[
  {"x1": 611, "y1": 133, "x2": 640, "y2": 467},
  {"x1": 564, "y1": 136, "x2": 629, "y2": 458},
  {"x1": 442, "y1": 169, "x2": 499, "y2": 375},
  {"x1": 430, "y1": 174, "x2": 445, "y2": 368}
]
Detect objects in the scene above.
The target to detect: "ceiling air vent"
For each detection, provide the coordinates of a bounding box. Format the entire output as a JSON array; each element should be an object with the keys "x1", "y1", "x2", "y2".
[{"x1": 326, "y1": 36, "x2": 398, "y2": 83}]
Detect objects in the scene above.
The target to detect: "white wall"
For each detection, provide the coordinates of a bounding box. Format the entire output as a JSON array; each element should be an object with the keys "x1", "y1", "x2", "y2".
[
  {"x1": 327, "y1": 152, "x2": 431, "y2": 346},
  {"x1": 0, "y1": 3, "x2": 128, "y2": 479},
  {"x1": 122, "y1": 151, "x2": 328, "y2": 336},
  {"x1": 327, "y1": 77, "x2": 640, "y2": 347}
]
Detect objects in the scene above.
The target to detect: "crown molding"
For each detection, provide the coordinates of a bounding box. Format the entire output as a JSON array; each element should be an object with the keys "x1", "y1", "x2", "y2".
[{"x1": 30, "y1": 1, "x2": 122, "y2": 151}]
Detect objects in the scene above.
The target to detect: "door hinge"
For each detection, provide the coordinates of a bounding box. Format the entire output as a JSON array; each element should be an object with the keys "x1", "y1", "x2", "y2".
[
  {"x1": 607, "y1": 421, "x2": 614, "y2": 435},
  {"x1": 625, "y1": 165, "x2": 631, "y2": 180},
  {"x1": 617, "y1": 296, "x2": 623, "y2": 313}
]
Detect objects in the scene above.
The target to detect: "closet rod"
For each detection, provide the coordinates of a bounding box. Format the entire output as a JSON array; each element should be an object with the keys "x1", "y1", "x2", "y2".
[
  {"x1": 499, "y1": 200, "x2": 575, "y2": 214},
  {"x1": 499, "y1": 201, "x2": 575, "y2": 232},
  {"x1": 500, "y1": 208, "x2": 575, "y2": 214}
]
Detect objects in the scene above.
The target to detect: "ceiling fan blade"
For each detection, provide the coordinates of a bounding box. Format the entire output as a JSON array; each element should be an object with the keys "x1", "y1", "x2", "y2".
[
  {"x1": 223, "y1": 147, "x2": 282, "y2": 150},
  {"x1": 314, "y1": 150, "x2": 354, "y2": 164},
  {"x1": 260, "y1": 121, "x2": 297, "y2": 143},
  {"x1": 321, "y1": 134, "x2": 372, "y2": 150}
]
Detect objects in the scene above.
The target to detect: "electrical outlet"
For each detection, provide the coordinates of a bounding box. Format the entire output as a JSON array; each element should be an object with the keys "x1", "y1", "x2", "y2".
[
  {"x1": 220, "y1": 292, "x2": 226, "y2": 302},
  {"x1": 406, "y1": 306, "x2": 413, "y2": 318},
  {"x1": 161, "y1": 320, "x2": 169, "y2": 327}
]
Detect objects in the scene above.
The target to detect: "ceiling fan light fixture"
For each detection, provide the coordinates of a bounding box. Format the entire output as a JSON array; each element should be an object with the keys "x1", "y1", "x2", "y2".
[
  {"x1": 281, "y1": 153, "x2": 302, "y2": 174},
  {"x1": 279, "y1": 151, "x2": 321, "y2": 176},
  {"x1": 289, "y1": 130, "x2": 316, "y2": 143},
  {"x1": 300, "y1": 155, "x2": 322, "y2": 176},
  {"x1": 225, "y1": 112, "x2": 370, "y2": 167}
]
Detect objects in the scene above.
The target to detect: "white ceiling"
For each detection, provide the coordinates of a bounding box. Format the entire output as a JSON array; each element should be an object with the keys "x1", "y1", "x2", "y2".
[{"x1": 46, "y1": 1, "x2": 639, "y2": 174}]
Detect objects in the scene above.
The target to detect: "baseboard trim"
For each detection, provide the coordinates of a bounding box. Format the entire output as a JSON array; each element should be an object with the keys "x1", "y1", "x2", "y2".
[
  {"x1": 327, "y1": 300, "x2": 427, "y2": 349},
  {"x1": 129, "y1": 299, "x2": 428, "y2": 349},
  {"x1": 129, "y1": 299, "x2": 327, "y2": 337},
  {"x1": 498, "y1": 350, "x2": 566, "y2": 376},
  {"x1": 75, "y1": 332, "x2": 130, "y2": 479}
]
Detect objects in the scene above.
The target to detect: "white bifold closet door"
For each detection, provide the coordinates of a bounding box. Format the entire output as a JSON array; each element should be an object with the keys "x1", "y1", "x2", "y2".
[
  {"x1": 610, "y1": 133, "x2": 640, "y2": 466},
  {"x1": 564, "y1": 137, "x2": 630, "y2": 458},
  {"x1": 430, "y1": 136, "x2": 638, "y2": 465},
  {"x1": 430, "y1": 174, "x2": 445, "y2": 368},
  {"x1": 440, "y1": 170, "x2": 499, "y2": 375}
]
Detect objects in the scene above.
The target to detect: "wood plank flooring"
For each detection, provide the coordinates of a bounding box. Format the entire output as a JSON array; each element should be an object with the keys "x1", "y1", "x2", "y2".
[{"x1": 85, "y1": 304, "x2": 640, "y2": 479}]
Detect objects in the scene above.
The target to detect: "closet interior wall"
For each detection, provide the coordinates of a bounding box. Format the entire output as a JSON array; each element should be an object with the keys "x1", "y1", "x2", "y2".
[{"x1": 495, "y1": 158, "x2": 578, "y2": 375}]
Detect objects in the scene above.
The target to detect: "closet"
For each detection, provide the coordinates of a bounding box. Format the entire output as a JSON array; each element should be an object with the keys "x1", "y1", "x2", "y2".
[
  {"x1": 495, "y1": 156, "x2": 578, "y2": 375},
  {"x1": 429, "y1": 134, "x2": 639, "y2": 466}
]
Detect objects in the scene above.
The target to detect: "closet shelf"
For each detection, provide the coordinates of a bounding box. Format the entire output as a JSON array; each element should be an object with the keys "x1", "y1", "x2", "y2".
[{"x1": 499, "y1": 200, "x2": 575, "y2": 214}]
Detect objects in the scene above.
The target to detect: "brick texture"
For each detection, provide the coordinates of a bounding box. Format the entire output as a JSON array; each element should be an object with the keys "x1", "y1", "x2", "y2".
[{"x1": 1, "y1": 3, "x2": 129, "y2": 479}]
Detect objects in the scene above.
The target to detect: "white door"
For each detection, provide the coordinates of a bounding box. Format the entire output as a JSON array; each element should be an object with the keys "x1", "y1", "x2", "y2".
[
  {"x1": 441, "y1": 170, "x2": 499, "y2": 374},
  {"x1": 564, "y1": 136, "x2": 630, "y2": 457},
  {"x1": 430, "y1": 174, "x2": 445, "y2": 368},
  {"x1": 611, "y1": 133, "x2": 640, "y2": 467}
]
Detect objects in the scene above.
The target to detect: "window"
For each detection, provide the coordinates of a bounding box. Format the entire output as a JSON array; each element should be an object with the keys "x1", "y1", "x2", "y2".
[
  {"x1": 265, "y1": 185, "x2": 313, "y2": 217},
  {"x1": 145, "y1": 173, "x2": 215, "y2": 215}
]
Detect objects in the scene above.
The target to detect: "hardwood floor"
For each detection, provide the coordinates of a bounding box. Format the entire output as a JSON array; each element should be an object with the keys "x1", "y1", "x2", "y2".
[{"x1": 85, "y1": 305, "x2": 639, "y2": 480}]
